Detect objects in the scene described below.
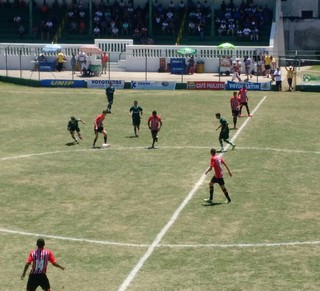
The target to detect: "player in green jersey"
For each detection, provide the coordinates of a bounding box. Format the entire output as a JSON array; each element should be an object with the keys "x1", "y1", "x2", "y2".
[{"x1": 129, "y1": 100, "x2": 143, "y2": 137}]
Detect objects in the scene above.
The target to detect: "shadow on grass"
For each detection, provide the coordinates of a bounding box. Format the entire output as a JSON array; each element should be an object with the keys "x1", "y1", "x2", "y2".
[
  {"x1": 201, "y1": 202, "x2": 225, "y2": 207},
  {"x1": 125, "y1": 135, "x2": 138, "y2": 138},
  {"x1": 65, "y1": 142, "x2": 77, "y2": 146}
]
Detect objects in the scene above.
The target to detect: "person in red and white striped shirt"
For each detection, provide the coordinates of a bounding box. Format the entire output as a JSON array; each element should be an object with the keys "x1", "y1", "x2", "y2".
[
  {"x1": 21, "y1": 238, "x2": 65, "y2": 291},
  {"x1": 230, "y1": 91, "x2": 241, "y2": 130},
  {"x1": 147, "y1": 110, "x2": 162, "y2": 149}
]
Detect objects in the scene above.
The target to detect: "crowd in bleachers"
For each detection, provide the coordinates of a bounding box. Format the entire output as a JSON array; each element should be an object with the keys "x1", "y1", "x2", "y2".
[
  {"x1": 214, "y1": 0, "x2": 272, "y2": 42},
  {"x1": 0, "y1": 0, "x2": 273, "y2": 44},
  {"x1": 1, "y1": 0, "x2": 64, "y2": 41}
]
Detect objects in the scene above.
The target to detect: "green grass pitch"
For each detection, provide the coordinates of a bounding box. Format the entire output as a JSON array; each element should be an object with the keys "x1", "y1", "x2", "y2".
[{"x1": 0, "y1": 82, "x2": 319, "y2": 290}]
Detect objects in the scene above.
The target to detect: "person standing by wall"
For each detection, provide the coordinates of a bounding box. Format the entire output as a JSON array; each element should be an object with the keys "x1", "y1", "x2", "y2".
[
  {"x1": 101, "y1": 52, "x2": 109, "y2": 74},
  {"x1": 273, "y1": 67, "x2": 282, "y2": 91},
  {"x1": 56, "y1": 50, "x2": 65, "y2": 72},
  {"x1": 285, "y1": 65, "x2": 294, "y2": 91},
  {"x1": 21, "y1": 238, "x2": 65, "y2": 291},
  {"x1": 71, "y1": 52, "x2": 77, "y2": 74}
]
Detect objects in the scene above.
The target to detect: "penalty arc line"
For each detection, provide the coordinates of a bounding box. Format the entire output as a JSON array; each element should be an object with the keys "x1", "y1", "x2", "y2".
[{"x1": 117, "y1": 96, "x2": 268, "y2": 291}]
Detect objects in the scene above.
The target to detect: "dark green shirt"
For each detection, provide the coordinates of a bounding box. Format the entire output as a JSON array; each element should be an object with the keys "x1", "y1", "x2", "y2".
[
  {"x1": 106, "y1": 86, "x2": 115, "y2": 98},
  {"x1": 129, "y1": 105, "x2": 143, "y2": 120}
]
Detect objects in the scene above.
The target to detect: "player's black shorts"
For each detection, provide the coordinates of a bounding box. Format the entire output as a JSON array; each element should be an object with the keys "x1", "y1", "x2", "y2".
[
  {"x1": 265, "y1": 64, "x2": 271, "y2": 70},
  {"x1": 210, "y1": 176, "x2": 225, "y2": 185},
  {"x1": 68, "y1": 126, "x2": 80, "y2": 132},
  {"x1": 27, "y1": 273, "x2": 50, "y2": 290},
  {"x1": 94, "y1": 126, "x2": 104, "y2": 134},
  {"x1": 240, "y1": 102, "x2": 248, "y2": 106},
  {"x1": 151, "y1": 129, "x2": 158, "y2": 138},
  {"x1": 132, "y1": 118, "x2": 141, "y2": 126},
  {"x1": 232, "y1": 110, "x2": 240, "y2": 117}
]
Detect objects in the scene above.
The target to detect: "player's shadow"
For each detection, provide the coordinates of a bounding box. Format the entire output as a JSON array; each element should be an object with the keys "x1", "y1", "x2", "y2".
[
  {"x1": 65, "y1": 142, "x2": 77, "y2": 146},
  {"x1": 201, "y1": 202, "x2": 225, "y2": 207},
  {"x1": 125, "y1": 135, "x2": 138, "y2": 138}
]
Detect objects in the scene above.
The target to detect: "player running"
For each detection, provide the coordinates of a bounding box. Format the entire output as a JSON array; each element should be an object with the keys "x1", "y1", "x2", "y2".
[
  {"x1": 215, "y1": 113, "x2": 236, "y2": 152},
  {"x1": 129, "y1": 100, "x2": 143, "y2": 137},
  {"x1": 147, "y1": 110, "x2": 162, "y2": 149},
  {"x1": 67, "y1": 116, "x2": 85, "y2": 144},
  {"x1": 92, "y1": 110, "x2": 108, "y2": 148}
]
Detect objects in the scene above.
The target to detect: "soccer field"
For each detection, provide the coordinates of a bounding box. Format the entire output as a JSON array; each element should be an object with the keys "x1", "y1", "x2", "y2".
[{"x1": 0, "y1": 83, "x2": 319, "y2": 291}]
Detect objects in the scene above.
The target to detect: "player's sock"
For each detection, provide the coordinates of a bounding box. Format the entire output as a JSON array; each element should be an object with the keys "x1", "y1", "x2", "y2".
[
  {"x1": 223, "y1": 190, "x2": 231, "y2": 202},
  {"x1": 104, "y1": 136, "x2": 107, "y2": 144},
  {"x1": 209, "y1": 186, "x2": 214, "y2": 200}
]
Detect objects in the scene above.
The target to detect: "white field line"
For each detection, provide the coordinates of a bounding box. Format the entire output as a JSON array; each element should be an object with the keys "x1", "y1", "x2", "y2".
[
  {"x1": 1, "y1": 227, "x2": 319, "y2": 249},
  {"x1": 2, "y1": 146, "x2": 319, "y2": 162},
  {"x1": 0, "y1": 228, "x2": 148, "y2": 247},
  {"x1": 117, "y1": 96, "x2": 268, "y2": 291}
]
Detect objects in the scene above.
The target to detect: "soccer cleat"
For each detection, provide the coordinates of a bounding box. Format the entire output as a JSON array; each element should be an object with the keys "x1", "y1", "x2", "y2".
[
  {"x1": 225, "y1": 199, "x2": 232, "y2": 204},
  {"x1": 248, "y1": 114, "x2": 253, "y2": 117},
  {"x1": 232, "y1": 144, "x2": 236, "y2": 150},
  {"x1": 203, "y1": 198, "x2": 213, "y2": 204}
]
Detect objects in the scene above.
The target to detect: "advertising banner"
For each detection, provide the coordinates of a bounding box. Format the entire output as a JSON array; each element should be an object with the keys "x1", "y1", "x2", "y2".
[
  {"x1": 131, "y1": 81, "x2": 176, "y2": 90},
  {"x1": 187, "y1": 81, "x2": 225, "y2": 90},
  {"x1": 226, "y1": 81, "x2": 271, "y2": 91},
  {"x1": 40, "y1": 80, "x2": 86, "y2": 88},
  {"x1": 87, "y1": 79, "x2": 125, "y2": 89}
]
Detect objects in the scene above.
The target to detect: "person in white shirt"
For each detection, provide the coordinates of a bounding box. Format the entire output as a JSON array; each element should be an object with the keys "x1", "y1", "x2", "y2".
[{"x1": 273, "y1": 67, "x2": 282, "y2": 91}]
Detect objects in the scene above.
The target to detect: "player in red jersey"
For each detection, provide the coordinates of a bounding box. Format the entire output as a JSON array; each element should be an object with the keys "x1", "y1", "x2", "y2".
[
  {"x1": 230, "y1": 91, "x2": 241, "y2": 129},
  {"x1": 204, "y1": 148, "x2": 233, "y2": 205},
  {"x1": 238, "y1": 85, "x2": 253, "y2": 117},
  {"x1": 147, "y1": 110, "x2": 162, "y2": 148},
  {"x1": 93, "y1": 110, "x2": 108, "y2": 148},
  {"x1": 21, "y1": 238, "x2": 65, "y2": 291}
]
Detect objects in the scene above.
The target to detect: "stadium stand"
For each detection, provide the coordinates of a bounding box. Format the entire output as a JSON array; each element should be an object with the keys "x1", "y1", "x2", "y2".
[{"x1": 0, "y1": 0, "x2": 273, "y2": 46}]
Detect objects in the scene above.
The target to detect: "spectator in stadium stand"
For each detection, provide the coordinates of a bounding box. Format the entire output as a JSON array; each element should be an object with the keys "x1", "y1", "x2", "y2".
[
  {"x1": 188, "y1": 20, "x2": 196, "y2": 34},
  {"x1": 251, "y1": 27, "x2": 259, "y2": 41},
  {"x1": 40, "y1": 0, "x2": 49, "y2": 19},
  {"x1": 69, "y1": 20, "x2": 78, "y2": 33},
  {"x1": 227, "y1": 22, "x2": 235, "y2": 36},
  {"x1": 236, "y1": 27, "x2": 243, "y2": 40},
  {"x1": 18, "y1": 23, "x2": 25, "y2": 38},
  {"x1": 217, "y1": 21, "x2": 227, "y2": 37},
  {"x1": 242, "y1": 26, "x2": 251, "y2": 40},
  {"x1": 45, "y1": 19, "x2": 53, "y2": 40},
  {"x1": 79, "y1": 20, "x2": 86, "y2": 34},
  {"x1": 122, "y1": 20, "x2": 129, "y2": 35},
  {"x1": 111, "y1": 25, "x2": 119, "y2": 38},
  {"x1": 93, "y1": 25, "x2": 101, "y2": 37}
]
